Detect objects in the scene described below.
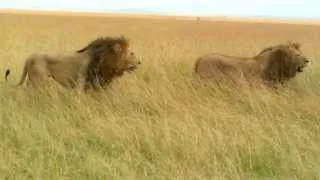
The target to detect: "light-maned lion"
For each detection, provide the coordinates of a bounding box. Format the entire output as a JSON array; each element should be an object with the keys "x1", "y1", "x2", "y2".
[
  {"x1": 193, "y1": 42, "x2": 310, "y2": 87},
  {"x1": 5, "y1": 36, "x2": 141, "y2": 91}
]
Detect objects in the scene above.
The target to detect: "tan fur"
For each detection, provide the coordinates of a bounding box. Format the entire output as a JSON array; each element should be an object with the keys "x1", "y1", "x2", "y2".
[
  {"x1": 5, "y1": 52, "x2": 92, "y2": 89},
  {"x1": 5, "y1": 36, "x2": 141, "y2": 91},
  {"x1": 194, "y1": 42, "x2": 310, "y2": 87}
]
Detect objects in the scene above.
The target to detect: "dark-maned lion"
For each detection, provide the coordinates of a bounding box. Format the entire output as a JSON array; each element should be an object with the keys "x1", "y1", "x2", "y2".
[
  {"x1": 193, "y1": 42, "x2": 310, "y2": 87},
  {"x1": 5, "y1": 36, "x2": 141, "y2": 91},
  {"x1": 75, "y1": 36, "x2": 141, "y2": 90}
]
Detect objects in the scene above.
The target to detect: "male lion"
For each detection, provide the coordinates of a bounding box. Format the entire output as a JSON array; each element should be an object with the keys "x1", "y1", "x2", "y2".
[
  {"x1": 193, "y1": 42, "x2": 310, "y2": 87},
  {"x1": 5, "y1": 36, "x2": 141, "y2": 91}
]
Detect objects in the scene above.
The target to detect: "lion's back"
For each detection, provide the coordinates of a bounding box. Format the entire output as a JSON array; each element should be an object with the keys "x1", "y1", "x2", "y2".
[
  {"x1": 194, "y1": 53, "x2": 250, "y2": 78},
  {"x1": 47, "y1": 53, "x2": 91, "y2": 75}
]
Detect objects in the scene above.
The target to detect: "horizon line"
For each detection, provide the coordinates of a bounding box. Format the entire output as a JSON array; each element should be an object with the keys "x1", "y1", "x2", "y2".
[{"x1": 1, "y1": 8, "x2": 320, "y2": 26}]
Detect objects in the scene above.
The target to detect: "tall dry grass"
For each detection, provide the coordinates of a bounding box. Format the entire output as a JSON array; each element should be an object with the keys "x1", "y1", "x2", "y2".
[{"x1": 1, "y1": 13, "x2": 320, "y2": 179}]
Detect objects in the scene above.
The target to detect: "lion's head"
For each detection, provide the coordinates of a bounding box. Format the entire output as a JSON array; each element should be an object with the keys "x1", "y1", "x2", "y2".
[
  {"x1": 77, "y1": 36, "x2": 141, "y2": 88},
  {"x1": 257, "y1": 42, "x2": 310, "y2": 84}
]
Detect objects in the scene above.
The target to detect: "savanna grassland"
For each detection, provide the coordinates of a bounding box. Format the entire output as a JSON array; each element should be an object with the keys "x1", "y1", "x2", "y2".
[{"x1": 1, "y1": 11, "x2": 320, "y2": 179}]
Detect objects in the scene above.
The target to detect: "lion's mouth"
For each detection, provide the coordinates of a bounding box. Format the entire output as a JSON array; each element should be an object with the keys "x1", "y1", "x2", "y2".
[
  {"x1": 126, "y1": 64, "x2": 137, "y2": 72},
  {"x1": 297, "y1": 67, "x2": 304, "y2": 72}
]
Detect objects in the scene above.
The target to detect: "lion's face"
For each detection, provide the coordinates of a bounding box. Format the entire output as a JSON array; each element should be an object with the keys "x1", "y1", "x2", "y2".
[
  {"x1": 102, "y1": 43, "x2": 141, "y2": 76},
  {"x1": 115, "y1": 51, "x2": 141, "y2": 75},
  {"x1": 289, "y1": 45, "x2": 310, "y2": 73}
]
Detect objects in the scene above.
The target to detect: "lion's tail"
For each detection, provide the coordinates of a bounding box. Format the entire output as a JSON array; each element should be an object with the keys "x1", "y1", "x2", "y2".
[
  {"x1": 5, "y1": 60, "x2": 29, "y2": 86},
  {"x1": 15, "y1": 62, "x2": 29, "y2": 86},
  {"x1": 5, "y1": 69, "x2": 10, "y2": 81}
]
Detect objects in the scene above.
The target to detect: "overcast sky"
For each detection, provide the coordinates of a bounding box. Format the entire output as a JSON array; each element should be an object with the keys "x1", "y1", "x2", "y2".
[{"x1": 1, "y1": 0, "x2": 319, "y2": 19}]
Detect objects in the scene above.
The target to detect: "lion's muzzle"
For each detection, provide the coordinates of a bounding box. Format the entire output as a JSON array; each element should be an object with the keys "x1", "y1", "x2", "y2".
[{"x1": 297, "y1": 58, "x2": 310, "y2": 73}]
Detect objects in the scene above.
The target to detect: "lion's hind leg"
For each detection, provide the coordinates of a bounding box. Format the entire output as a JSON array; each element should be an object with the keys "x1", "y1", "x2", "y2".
[{"x1": 26, "y1": 63, "x2": 51, "y2": 88}]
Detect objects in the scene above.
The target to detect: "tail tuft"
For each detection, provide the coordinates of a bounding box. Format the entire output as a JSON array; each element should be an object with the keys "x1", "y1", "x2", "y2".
[{"x1": 5, "y1": 69, "x2": 11, "y2": 81}]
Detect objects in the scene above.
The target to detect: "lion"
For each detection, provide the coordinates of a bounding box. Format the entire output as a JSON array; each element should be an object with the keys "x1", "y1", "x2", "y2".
[
  {"x1": 193, "y1": 42, "x2": 310, "y2": 87},
  {"x1": 5, "y1": 36, "x2": 141, "y2": 91}
]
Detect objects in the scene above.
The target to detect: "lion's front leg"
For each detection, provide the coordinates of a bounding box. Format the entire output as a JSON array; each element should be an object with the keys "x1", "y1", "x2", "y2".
[{"x1": 75, "y1": 76, "x2": 86, "y2": 92}]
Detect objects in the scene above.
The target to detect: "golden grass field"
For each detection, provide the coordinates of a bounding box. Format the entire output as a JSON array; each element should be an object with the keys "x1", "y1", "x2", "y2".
[{"x1": 1, "y1": 11, "x2": 320, "y2": 179}]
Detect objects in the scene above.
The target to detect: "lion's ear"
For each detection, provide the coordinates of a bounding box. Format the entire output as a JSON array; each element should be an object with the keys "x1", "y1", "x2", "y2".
[
  {"x1": 113, "y1": 43, "x2": 123, "y2": 55},
  {"x1": 291, "y1": 42, "x2": 301, "y2": 50}
]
